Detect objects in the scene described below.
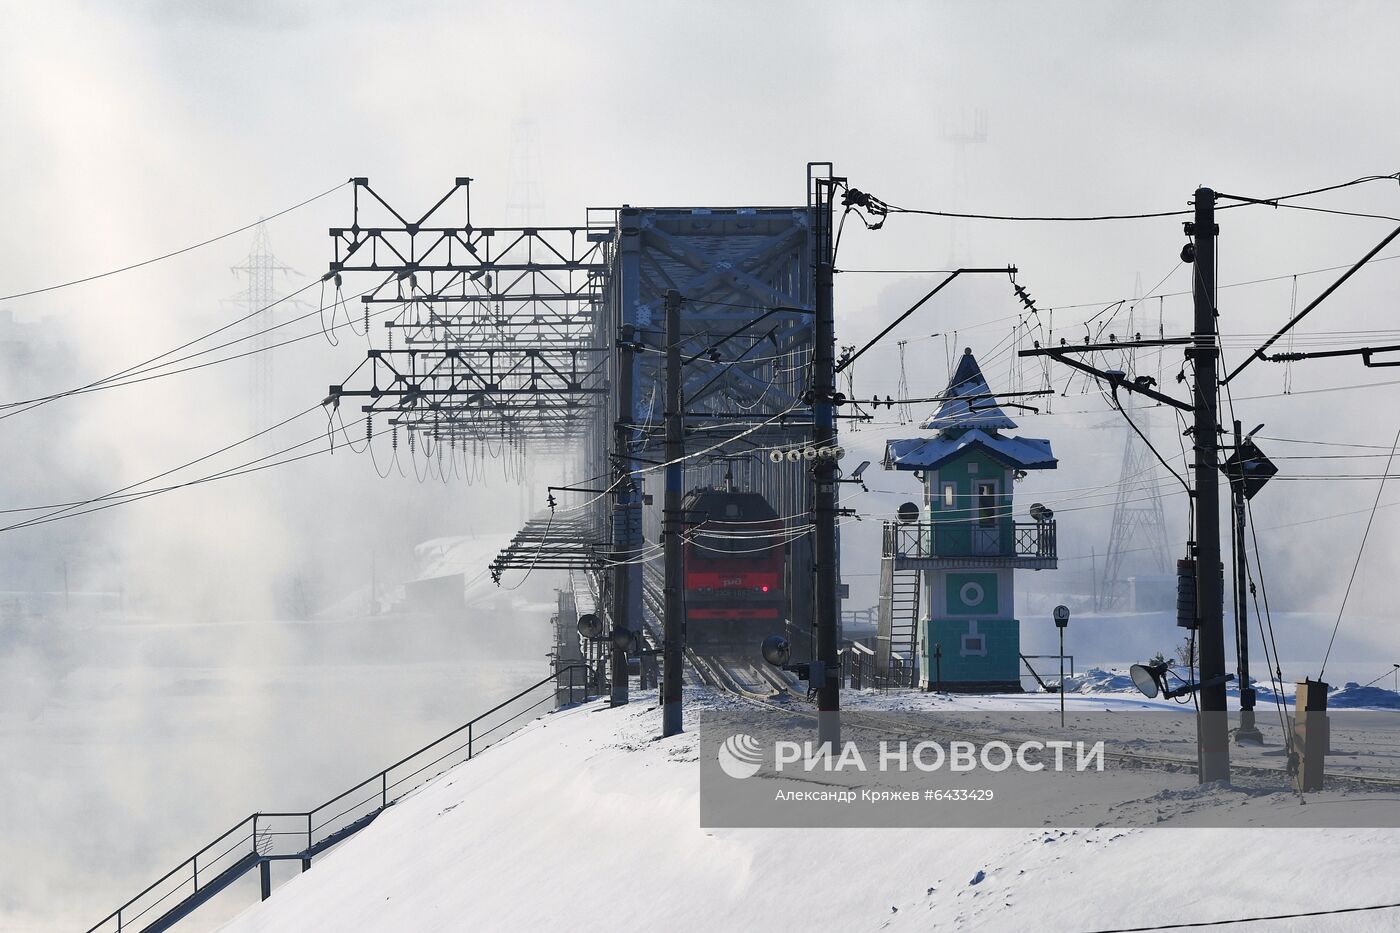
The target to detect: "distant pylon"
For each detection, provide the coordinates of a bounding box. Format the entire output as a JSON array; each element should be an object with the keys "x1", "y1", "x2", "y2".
[
  {"x1": 896, "y1": 339, "x2": 913, "y2": 422},
  {"x1": 505, "y1": 118, "x2": 544, "y2": 228},
  {"x1": 942, "y1": 107, "x2": 987, "y2": 266},
  {"x1": 1100, "y1": 395, "x2": 1172, "y2": 609},
  {"x1": 229, "y1": 223, "x2": 294, "y2": 433},
  {"x1": 506, "y1": 117, "x2": 544, "y2": 525}
]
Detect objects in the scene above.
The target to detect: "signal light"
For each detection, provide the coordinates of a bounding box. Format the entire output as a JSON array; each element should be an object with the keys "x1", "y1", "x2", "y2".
[{"x1": 761, "y1": 585, "x2": 769, "y2": 592}]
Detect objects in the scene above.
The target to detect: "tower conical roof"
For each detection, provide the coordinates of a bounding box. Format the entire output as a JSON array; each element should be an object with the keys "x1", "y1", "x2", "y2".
[{"x1": 920, "y1": 347, "x2": 1017, "y2": 432}]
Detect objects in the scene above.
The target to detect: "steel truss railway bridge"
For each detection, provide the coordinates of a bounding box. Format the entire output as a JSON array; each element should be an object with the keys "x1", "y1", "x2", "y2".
[
  {"x1": 325, "y1": 167, "x2": 841, "y2": 680},
  {"x1": 84, "y1": 164, "x2": 846, "y2": 933}
]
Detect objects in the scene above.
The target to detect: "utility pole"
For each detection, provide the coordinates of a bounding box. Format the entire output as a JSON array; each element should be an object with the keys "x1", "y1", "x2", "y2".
[
  {"x1": 813, "y1": 179, "x2": 841, "y2": 748},
  {"x1": 1232, "y1": 420, "x2": 1262, "y2": 743},
  {"x1": 1190, "y1": 187, "x2": 1230, "y2": 783},
  {"x1": 611, "y1": 316, "x2": 638, "y2": 708},
  {"x1": 662, "y1": 288, "x2": 685, "y2": 737},
  {"x1": 1017, "y1": 188, "x2": 1232, "y2": 784}
]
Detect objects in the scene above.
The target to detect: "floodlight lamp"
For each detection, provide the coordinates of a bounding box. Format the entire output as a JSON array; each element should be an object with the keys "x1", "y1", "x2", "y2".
[
  {"x1": 576, "y1": 613, "x2": 604, "y2": 640},
  {"x1": 761, "y1": 634, "x2": 791, "y2": 667},
  {"x1": 1130, "y1": 661, "x2": 1169, "y2": 699}
]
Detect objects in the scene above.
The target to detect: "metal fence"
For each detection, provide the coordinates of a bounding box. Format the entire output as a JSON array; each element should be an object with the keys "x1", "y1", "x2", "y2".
[
  {"x1": 844, "y1": 643, "x2": 916, "y2": 692},
  {"x1": 86, "y1": 663, "x2": 596, "y2": 933},
  {"x1": 883, "y1": 520, "x2": 1056, "y2": 561}
]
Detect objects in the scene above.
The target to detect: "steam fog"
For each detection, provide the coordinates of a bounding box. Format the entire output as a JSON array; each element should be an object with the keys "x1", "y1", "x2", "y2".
[{"x1": 4, "y1": 1, "x2": 1400, "y2": 929}]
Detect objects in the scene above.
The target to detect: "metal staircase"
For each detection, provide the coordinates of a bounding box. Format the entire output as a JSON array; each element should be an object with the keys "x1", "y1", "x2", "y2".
[
  {"x1": 876, "y1": 550, "x2": 923, "y2": 689},
  {"x1": 86, "y1": 663, "x2": 595, "y2": 933},
  {"x1": 886, "y1": 567, "x2": 921, "y2": 687}
]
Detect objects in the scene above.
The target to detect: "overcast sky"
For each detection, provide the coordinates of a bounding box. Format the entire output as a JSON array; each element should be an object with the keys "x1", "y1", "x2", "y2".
[{"x1": 2, "y1": 0, "x2": 1399, "y2": 645}]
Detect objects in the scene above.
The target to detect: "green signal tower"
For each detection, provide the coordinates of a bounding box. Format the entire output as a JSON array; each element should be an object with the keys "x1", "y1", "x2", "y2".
[{"x1": 879, "y1": 348, "x2": 1059, "y2": 691}]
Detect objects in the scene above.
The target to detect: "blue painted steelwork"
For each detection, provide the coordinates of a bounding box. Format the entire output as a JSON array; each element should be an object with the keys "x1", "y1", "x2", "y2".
[{"x1": 591, "y1": 201, "x2": 820, "y2": 655}]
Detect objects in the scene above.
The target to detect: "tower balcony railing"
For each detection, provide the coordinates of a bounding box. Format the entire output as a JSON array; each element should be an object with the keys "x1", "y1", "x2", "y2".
[{"x1": 882, "y1": 519, "x2": 1057, "y2": 565}]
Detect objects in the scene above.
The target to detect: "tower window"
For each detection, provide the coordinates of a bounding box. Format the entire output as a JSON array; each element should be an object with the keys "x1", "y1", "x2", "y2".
[
  {"x1": 942, "y1": 482, "x2": 956, "y2": 509},
  {"x1": 976, "y1": 481, "x2": 997, "y2": 526}
]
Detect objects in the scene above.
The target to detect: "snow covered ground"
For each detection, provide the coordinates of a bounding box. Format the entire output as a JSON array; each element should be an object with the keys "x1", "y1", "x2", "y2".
[{"x1": 220, "y1": 686, "x2": 1400, "y2": 932}]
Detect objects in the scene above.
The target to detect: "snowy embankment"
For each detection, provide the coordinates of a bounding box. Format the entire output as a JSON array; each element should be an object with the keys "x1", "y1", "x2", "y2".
[
  {"x1": 221, "y1": 687, "x2": 1400, "y2": 932},
  {"x1": 1061, "y1": 667, "x2": 1400, "y2": 709}
]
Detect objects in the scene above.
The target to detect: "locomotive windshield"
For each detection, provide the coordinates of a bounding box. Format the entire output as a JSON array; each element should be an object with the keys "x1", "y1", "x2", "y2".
[{"x1": 683, "y1": 489, "x2": 783, "y2": 558}]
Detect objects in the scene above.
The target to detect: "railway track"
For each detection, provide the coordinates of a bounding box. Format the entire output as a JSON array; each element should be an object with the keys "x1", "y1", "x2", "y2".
[
  {"x1": 641, "y1": 566, "x2": 791, "y2": 701},
  {"x1": 635, "y1": 567, "x2": 1400, "y2": 789}
]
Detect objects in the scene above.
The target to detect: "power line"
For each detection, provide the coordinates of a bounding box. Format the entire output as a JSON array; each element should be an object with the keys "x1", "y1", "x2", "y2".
[
  {"x1": 1085, "y1": 898, "x2": 1400, "y2": 931},
  {"x1": 0, "y1": 180, "x2": 349, "y2": 302},
  {"x1": 1358, "y1": 668, "x2": 1400, "y2": 689},
  {"x1": 1039, "y1": 252, "x2": 1400, "y2": 313},
  {"x1": 871, "y1": 171, "x2": 1399, "y2": 224},
  {"x1": 1318, "y1": 420, "x2": 1400, "y2": 679},
  {"x1": 885, "y1": 204, "x2": 1197, "y2": 222},
  {"x1": 0, "y1": 279, "x2": 318, "y2": 418},
  {"x1": 0, "y1": 276, "x2": 394, "y2": 421},
  {"x1": 0, "y1": 403, "x2": 331, "y2": 533}
]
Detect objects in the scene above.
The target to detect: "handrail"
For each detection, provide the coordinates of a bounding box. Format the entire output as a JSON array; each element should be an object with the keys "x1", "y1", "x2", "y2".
[
  {"x1": 883, "y1": 519, "x2": 1057, "y2": 561},
  {"x1": 86, "y1": 662, "x2": 593, "y2": 933}
]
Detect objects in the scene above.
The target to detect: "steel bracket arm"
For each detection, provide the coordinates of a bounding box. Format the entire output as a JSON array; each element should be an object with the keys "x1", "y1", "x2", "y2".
[{"x1": 1018, "y1": 346, "x2": 1193, "y2": 412}]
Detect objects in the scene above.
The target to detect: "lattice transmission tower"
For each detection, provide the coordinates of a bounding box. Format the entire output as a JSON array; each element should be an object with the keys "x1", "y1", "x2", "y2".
[
  {"x1": 506, "y1": 118, "x2": 546, "y2": 521},
  {"x1": 1100, "y1": 395, "x2": 1172, "y2": 610},
  {"x1": 942, "y1": 108, "x2": 987, "y2": 266},
  {"x1": 896, "y1": 339, "x2": 913, "y2": 422},
  {"x1": 229, "y1": 223, "x2": 294, "y2": 433},
  {"x1": 506, "y1": 118, "x2": 544, "y2": 228}
]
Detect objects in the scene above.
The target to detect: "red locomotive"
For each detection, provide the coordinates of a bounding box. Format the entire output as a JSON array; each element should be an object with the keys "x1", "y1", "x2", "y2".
[{"x1": 681, "y1": 487, "x2": 787, "y2": 646}]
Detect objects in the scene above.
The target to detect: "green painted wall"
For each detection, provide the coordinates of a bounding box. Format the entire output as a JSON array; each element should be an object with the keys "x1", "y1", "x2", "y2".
[
  {"x1": 925, "y1": 450, "x2": 1013, "y2": 556},
  {"x1": 945, "y1": 571, "x2": 999, "y2": 615},
  {"x1": 918, "y1": 443, "x2": 1022, "y2": 687},
  {"x1": 921, "y1": 617, "x2": 1020, "y2": 685}
]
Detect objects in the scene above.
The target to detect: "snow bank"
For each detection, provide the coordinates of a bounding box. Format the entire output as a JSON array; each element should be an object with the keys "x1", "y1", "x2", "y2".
[
  {"x1": 1061, "y1": 667, "x2": 1136, "y2": 694},
  {"x1": 1331, "y1": 682, "x2": 1400, "y2": 710},
  {"x1": 221, "y1": 688, "x2": 1400, "y2": 932},
  {"x1": 1052, "y1": 668, "x2": 1400, "y2": 711}
]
